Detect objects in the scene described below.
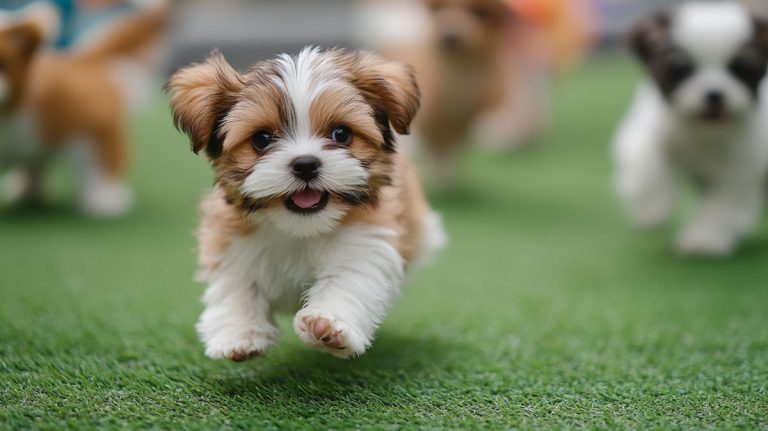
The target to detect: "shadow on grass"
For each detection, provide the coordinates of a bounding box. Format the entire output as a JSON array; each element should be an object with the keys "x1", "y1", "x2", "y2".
[
  {"x1": 0, "y1": 202, "x2": 79, "y2": 220},
  {"x1": 0, "y1": 204, "x2": 134, "y2": 233},
  {"x1": 657, "y1": 233, "x2": 768, "y2": 265},
  {"x1": 427, "y1": 184, "x2": 494, "y2": 208},
  {"x1": 214, "y1": 331, "x2": 466, "y2": 401}
]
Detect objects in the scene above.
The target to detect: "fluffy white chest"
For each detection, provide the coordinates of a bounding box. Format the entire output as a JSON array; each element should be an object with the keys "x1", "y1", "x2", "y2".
[
  {"x1": 0, "y1": 110, "x2": 45, "y2": 168},
  {"x1": 665, "y1": 116, "x2": 767, "y2": 184},
  {"x1": 220, "y1": 228, "x2": 330, "y2": 309}
]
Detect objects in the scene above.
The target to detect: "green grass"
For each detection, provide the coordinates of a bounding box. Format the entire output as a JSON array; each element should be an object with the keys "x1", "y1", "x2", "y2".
[{"x1": 1, "y1": 55, "x2": 767, "y2": 430}]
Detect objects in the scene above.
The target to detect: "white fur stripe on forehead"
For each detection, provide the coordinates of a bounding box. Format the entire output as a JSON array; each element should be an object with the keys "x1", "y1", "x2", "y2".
[
  {"x1": 673, "y1": 2, "x2": 752, "y2": 59},
  {"x1": 272, "y1": 47, "x2": 345, "y2": 139}
]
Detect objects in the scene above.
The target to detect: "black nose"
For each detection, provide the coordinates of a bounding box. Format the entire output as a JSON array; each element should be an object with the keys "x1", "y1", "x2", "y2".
[
  {"x1": 705, "y1": 90, "x2": 725, "y2": 109},
  {"x1": 441, "y1": 33, "x2": 462, "y2": 50},
  {"x1": 291, "y1": 156, "x2": 321, "y2": 181}
]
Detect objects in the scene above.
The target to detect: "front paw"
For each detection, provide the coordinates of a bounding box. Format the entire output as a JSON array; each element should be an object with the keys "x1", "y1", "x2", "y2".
[
  {"x1": 293, "y1": 308, "x2": 369, "y2": 359},
  {"x1": 198, "y1": 326, "x2": 279, "y2": 362},
  {"x1": 626, "y1": 194, "x2": 673, "y2": 228},
  {"x1": 1, "y1": 170, "x2": 42, "y2": 206},
  {"x1": 630, "y1": 203, "x2": 672, "y2": 228},
  {"x1": 80, "y1": 180, "x2": 133, "y2": 217},
  {"x1": 676, "y1": 226, "x2": 736, "y2": 257}
]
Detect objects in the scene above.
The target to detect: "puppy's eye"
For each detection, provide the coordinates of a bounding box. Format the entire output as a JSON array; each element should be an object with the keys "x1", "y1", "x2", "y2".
[
  {"x1": 662, "y1": 50, "x2": 693, "y2": 81},
  {"x1": 730, "y1": 51, "x2": 766, "y2": 82},
  {"x1": 251, "y1": 131, "x2": 273, "y2": 152},
  {"x1": 330, "y1": 126, "x2": 353, "y2": 145}
]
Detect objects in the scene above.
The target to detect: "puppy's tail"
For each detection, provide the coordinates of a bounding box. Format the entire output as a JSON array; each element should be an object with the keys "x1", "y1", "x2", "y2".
[{"x1": 74, "y1": 0, "x2": 170, "y2": 63}]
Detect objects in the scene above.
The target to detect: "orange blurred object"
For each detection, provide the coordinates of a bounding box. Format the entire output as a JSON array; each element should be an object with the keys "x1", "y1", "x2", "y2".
[
  {"x1": 511, "y1": 0, "x2": 557, "y2": 24},
  {"x1": 508, "y1": 0, "x2": 597, "y2": 72}
]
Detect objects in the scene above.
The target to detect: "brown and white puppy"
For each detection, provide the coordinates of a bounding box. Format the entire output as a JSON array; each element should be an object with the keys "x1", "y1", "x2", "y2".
[
  {"x1": 0, "y1": 2, "x2": 167, "y2": 215},
  {"x1": 167, "y1": 47, "x2": 446, "y2": 361}
]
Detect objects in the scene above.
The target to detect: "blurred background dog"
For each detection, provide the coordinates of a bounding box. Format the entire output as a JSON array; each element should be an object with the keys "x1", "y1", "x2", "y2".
[
  {"x1": 356, "y1": 0, "x2": 594, "y2": 187},
  {"x1": 614, "y1": 1, "x2": 768, "y2": 256},
  {"x1": 0, "y1": 0, "x2": 168, "y2": 215}
]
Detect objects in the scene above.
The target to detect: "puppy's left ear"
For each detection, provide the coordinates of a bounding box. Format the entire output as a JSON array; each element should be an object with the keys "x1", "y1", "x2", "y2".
[
  {"x1": 628, "y1": 11, "x2": 671, "y2": 64},
  {"x1": 350, "y1": 52, "x2": 421, "y2": 135}
]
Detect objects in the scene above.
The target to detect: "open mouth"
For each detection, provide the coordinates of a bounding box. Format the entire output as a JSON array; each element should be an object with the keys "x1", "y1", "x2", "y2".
[{"x1": 285, "y1": 189, "x2": 330, "y2": 214}]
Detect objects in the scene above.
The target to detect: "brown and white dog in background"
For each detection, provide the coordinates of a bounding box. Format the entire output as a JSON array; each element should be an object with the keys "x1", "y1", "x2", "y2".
[
  {"x1": 357, "y1": 0, "x2": 536, "y2": 187},
  {"x1": 0, "y1": 1, "x2": 168, "y2": 215},
  {"x1": 168, "y1": 47, "x2": 446, "y2": 361}
]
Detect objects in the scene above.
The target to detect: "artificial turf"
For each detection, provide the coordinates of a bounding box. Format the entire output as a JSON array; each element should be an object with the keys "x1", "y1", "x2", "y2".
[{"x1": 1, "y1": 54, "x2": 767, "y2": 430}]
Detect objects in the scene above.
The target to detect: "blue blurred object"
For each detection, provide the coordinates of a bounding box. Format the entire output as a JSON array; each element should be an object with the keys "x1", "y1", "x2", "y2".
[{"x1": 0, "y1": 0, "x2": 136, "y2": 49}]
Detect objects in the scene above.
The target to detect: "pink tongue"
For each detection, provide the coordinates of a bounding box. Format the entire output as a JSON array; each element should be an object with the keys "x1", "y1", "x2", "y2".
[{"x1": 291, "y1": 189, "x2": 322, "y2": 209}]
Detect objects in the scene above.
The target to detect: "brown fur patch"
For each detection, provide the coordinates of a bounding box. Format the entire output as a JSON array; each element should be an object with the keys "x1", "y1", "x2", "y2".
[
  {"x1": 196, "y1": 186, "x2": 256, "y2": 276},
  {"x1": 342, "y1": 51, "x2": 421, "y2": 135},
  {"x1": 30, "y1": 55, "x2": 131, "y2": 176},
  {"x1": 0, "y1": 21, "x2": 43, "y2": 113},
  {"x1": 167, "y1": 52, "x2": 244, "y2": 156},
  {"x1": 309, "y1": 85, "x2": 378, "y2": 141},
  {"x1": 221, "y1": 78, "x2": 285, "y2": 153},
  {"x1": 341, "y1": 151, "x2": 428, "y2": 264}
]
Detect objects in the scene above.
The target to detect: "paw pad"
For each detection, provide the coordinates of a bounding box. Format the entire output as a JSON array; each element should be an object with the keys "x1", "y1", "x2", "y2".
[
  {"x1": 227, "y1": 350, "x2": 262, "y2": 363},
  {"x1": 302, "y1": 316, "x2": 347, "y2": 350}
]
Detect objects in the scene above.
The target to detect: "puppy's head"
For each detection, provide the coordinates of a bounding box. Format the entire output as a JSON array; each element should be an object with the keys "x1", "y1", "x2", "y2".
[
  {"x1": 423, "y1": 0, "x2": 512, "y2": 57},
  {"x1": 630, "y1": 2, "x2": 768, "y2": 124},
  {"x1": 168, "y1": 47, "x2": 420, "y2": 238}
]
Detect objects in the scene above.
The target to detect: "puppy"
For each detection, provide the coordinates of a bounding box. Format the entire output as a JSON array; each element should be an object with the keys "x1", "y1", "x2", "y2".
[
  {"x1": 418, "y1": 0, "x2": 518, "y2": 184},
  {"x1": 0, "y1": 2, "x2": 167, "y2": 215},
  {"x1": 167, "y1": 47, "x2": 446, "y2": 360},
  {"x1": 614, "y1": 2, "x2": 768, "y2": 256},
  {"x1": 419, "y1": 0, "x2": 512, "y2": 176},
  {"x1": 358, "y1": 0, "x2": 516, "y2": 185}
]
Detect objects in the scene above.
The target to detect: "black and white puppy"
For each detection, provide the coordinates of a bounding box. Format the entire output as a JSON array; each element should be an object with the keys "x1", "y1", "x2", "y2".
[{"x1": 614, "y1": 1, "x2": 768, "y2": 256}]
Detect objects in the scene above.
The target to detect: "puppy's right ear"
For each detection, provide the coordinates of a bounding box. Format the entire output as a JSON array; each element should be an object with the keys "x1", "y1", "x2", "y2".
[
  {"x1": 628, "y1": 11, "x2": 671, "y2": 64},
  {"x1": 167, "y1": 52, "x2": 243, "y2": 157},
  {"x1": 2, "y1": 21, "x2": 44, "y2": 61}
]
